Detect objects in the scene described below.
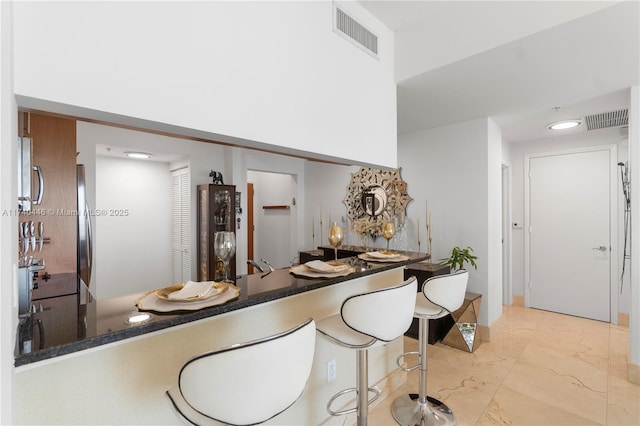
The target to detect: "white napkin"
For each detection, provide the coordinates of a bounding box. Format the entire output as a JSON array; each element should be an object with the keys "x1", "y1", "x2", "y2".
[
  {"x1": 168, "y1": 281, "x2": 215, "y2": 300},
  {"x1": 366, "y1": 251, "x2": 400, "y2": 259},
  {"x1": 305, "y1": 260, "x2": 349, "y2": 273}
]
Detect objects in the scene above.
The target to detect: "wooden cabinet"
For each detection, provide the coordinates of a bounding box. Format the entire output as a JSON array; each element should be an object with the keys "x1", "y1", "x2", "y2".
[
  {"x1": 197, "y1": 184, "x2": 236, "y2": 281},
  {"x1": 20, "y1": 112, "x2": 77, "y2": 274}
]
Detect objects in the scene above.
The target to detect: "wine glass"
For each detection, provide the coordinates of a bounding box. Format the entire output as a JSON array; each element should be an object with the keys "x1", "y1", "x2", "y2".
[
  {"x1": 328, "y1": 222, "x2": 344, "y2": 262},
  {"x1": 382, "y1": 221, "x2": 395, "y2": 251},
  {"x1": 214, "y1": 231, "x2": 236, "y2": 283}
]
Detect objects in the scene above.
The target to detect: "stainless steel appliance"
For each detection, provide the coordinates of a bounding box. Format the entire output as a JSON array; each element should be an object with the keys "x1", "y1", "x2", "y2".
[
  {"x1": 17, "y1": 263, "x2": 45, "y2": 318},
  {"x1": 77, "y1": 164, "x2": 92, "y2": 287}
]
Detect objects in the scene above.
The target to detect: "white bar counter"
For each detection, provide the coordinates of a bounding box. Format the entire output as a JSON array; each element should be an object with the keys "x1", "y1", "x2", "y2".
[{"x1": 14, "y1": 253, "x2": 427, "y2": 425}]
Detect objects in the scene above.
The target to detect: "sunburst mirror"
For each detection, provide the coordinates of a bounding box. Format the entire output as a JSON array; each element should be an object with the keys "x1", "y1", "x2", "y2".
[{"x1": 343, "y1": 167, "x2": 413, "y2": 237}]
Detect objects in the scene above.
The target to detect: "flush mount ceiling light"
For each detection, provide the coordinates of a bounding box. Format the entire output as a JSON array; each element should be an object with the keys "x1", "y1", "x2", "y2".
[
  {"x1": 548, "y1": 119, "x2": 582, "y2": 130},
  {"x1": 125, "y1": 151, "x2": 152, "y2": 159}
]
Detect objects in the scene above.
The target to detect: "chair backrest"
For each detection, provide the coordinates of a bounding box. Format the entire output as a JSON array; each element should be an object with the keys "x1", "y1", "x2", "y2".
[
  {"x1": 422, "y1": 270, "x2": 469, "y2": 313},
  {"x1": 341, "y1": 276, "x2": 417, "y2": 342},
  {"x1": 177, "y1": 318, "x2": 316, "y2": 425}
]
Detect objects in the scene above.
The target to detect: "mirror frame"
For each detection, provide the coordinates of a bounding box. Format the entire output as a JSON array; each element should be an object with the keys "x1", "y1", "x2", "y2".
[{"x1": 343, "y1": 167, "x2": 413, "y2": 237}]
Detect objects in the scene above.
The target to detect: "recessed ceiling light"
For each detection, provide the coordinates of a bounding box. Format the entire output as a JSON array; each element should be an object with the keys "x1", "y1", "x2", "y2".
[
  {"x1": 125, "y1": 152, "x2": 152, "y2": 159},
  {"x1": 548, "y1": 119, "x2": 582, "y2": 130}
]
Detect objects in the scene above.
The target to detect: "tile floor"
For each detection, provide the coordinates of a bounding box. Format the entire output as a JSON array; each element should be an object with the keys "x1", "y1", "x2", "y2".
[{"x1": 366, "y1": 303, "x2": 639, "y2": 426}]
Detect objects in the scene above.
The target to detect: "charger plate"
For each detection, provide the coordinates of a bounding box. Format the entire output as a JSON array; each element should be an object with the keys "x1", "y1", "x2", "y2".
[
  {"x1": 357, "y1": 253, "x2": 410, "y2": 263},
  {"x1": 136, "y1": 284, "x2": 240, "y2": 313},
  {"x1": 290, "y1": 264, "x2": 355, "y2": 278},
  {"x1": 156, "y1": 282, "x2": 228, "y2": 302},
  {"x1": 303, "y1": 261, "x2": 350, "y2": 273}
]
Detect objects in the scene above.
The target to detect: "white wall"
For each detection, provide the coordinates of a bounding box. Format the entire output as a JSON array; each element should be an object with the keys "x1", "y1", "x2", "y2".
[
  {"x1": 305, "y1": 162, "x2": 360, "y2": 248},
  {"x1": 629, "y1": 86, "x2": 639, "y2": 367},
  {"x1": 398, "y1": 118, "x2": 503, "y2": 328},
  {"x1": 248, "y1": 170, "x2": 297, "y2": 269},
  {"x1": 13, "y1": 1, "x2": 397, "y2": 168},
  {"x1": 77, "y1": 122, "x2": 227, "y2": 297},
  {"x1": 0, "y1": 2, "x2": 16, "y2": 422},
  {"x1": 393, "y1": 1, "x2": 615, "y2": 82},
  {"x1": 95, "y1": 156, "x2": 172, "y2": 299},
  {"x1": 508, "y1": 126, "x2": 630, "y2": 314}
]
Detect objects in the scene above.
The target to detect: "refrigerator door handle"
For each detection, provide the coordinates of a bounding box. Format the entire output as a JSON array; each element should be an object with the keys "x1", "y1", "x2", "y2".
[
  {"x1": 35, "y1": 318, "x2": 45, "y2": 350},
  {"x1": 86, "y1": 201, "x2": 92, "y2": 283}
]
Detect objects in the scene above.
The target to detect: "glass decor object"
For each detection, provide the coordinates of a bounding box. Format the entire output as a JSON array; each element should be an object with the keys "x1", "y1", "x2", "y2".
[
  {"x1": 328, "y1": 222, "x2": 344, "y2": 262},
  {"x1": 382, "y1": 221, "x2": 395, "y2": 250},
  {"x1": 214, "y1": 231, "x2": 236, "y2": 283}
]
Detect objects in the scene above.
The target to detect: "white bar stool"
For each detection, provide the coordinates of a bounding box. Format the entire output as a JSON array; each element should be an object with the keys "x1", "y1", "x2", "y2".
[
  {"x1": 166, "y1": 318, "x2": 316, "y2": 425},
  {"x1": 391, "y1": 270, "x2": 469, "y2": 426},
  {"x1": 316, "y1": 276, "x2": 418, "y2": 426}
]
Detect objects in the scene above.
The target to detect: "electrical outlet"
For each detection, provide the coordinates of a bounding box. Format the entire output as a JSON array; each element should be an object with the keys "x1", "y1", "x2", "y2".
[{"x1": 327, "y1": 359, "x2": 337, "y2": 382}]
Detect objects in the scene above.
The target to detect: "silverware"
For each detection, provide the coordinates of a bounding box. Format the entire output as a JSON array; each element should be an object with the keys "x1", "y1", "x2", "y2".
[
  {"x1": 30, "y1": 221, "x2": 36, "y2": 253},
  {"x1": 21, "y1": 223, "x2": 29, "y2": 254},
  {"x1": 38, "y1": 222, "x2": 44, "y2": 251}
]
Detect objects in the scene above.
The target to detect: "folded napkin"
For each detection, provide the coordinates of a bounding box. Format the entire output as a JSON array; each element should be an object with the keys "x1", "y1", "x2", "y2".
[
  {"x1": 305, "y1": 260, "x2": 349, "y2": 273},
  {"x1": 168, "y1": 281, "x2": 215, "y2": 300},
  {"x1": 366, "y1": 251, "x2": 400, "y2": 259}
]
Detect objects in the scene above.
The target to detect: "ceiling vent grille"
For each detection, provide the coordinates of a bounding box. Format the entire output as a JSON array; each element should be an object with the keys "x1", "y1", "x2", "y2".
[
  {"x1": 585, "y1": 109, "x2": 629, "y2": 131},
  {"x1": 334, "y1": 6, "x2": 378, "y2": 58}
]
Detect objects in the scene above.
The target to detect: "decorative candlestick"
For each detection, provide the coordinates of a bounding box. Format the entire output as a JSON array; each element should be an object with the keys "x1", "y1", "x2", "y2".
[
  {"x1": 417, "y1": 217, "x2": 421, "y2": 253},
  {"x1": 320, "y1": 208, "x2": 323, "y2": 247},
  {"x1": 428, "y1": 211, "x2": 432, "y2": 264}
]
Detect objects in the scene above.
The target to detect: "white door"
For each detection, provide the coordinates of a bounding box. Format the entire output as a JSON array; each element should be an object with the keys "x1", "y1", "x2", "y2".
[
  {"x1": 248, "y1": 170, "x2": 296, "y2": 269},
  {"x1": 528, "y1": 149, "x2": 611, "y2": 322}
]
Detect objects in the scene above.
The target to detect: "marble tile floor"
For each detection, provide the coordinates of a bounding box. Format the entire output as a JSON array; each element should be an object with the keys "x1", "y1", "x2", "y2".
[{"x1": 365, "y1": 303, "x2": 639, "y2": 426}]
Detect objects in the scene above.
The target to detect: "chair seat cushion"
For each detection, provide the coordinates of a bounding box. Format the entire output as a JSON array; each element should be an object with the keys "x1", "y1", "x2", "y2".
[
  {"x1": 414, "y1": 295, "x2": 449, "y2": 319},
  {"x1": 316, "y1": 314, "x2": 379, "y2": 348}
]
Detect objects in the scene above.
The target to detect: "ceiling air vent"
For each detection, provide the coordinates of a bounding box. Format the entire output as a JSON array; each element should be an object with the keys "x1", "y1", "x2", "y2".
[
  {"x1": 334, "y1": 6, "x2": 378, "y2": 58},
  {"x1": 585, "y1": 109, "x2": 629, "y2": 131}
]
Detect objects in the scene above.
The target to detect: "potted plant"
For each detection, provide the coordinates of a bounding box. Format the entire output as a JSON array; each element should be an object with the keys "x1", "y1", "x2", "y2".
[{"x1": 441, "y1": 246, "x2": 478, "y2": 271}]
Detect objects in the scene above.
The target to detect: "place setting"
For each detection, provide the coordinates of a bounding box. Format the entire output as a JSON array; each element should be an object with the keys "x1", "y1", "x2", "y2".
[
  {"x1": 290, "y1": 259, "x2": 356, "y2": 278},
  {"x1": 357, "y1": 221, "x2": 410, "y2": 262},
  {"x1": 135, "y1": 280, "x2": 241, "y2": 313},
  {"x1": 290, "y1": 222, "x2": 356, "y2": 278}
]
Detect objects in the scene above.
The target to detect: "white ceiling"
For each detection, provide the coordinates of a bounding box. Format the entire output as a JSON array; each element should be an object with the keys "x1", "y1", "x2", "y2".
[{"x1": 360, "y1": 0, "x2": 639, "y2": 143}]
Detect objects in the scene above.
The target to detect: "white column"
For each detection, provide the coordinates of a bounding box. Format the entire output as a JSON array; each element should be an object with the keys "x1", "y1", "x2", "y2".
[
  {"x1": 0, "y1": 1, "x2": 16, "y2": 422},
  {"x1": 629, "y1": 85, "x2": 639, "y2": 380}
]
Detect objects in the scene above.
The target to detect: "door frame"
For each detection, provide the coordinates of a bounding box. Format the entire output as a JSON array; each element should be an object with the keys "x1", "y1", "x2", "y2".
[
  {"x1": 523, "y1": 144, "x2": 618, "y2": 323},
  {"x1": 502, "y1": 164, "x2": 512, "y2": 306}
]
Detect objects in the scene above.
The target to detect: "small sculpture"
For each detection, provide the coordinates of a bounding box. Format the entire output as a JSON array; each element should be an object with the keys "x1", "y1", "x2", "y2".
[{"x1": 209, "y1": 170, "x2": 224, "y2": 185}]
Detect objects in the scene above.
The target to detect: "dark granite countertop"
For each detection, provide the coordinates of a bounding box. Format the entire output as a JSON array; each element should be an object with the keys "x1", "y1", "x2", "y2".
[{"x1": 14, "y1": 251, "x2": 428, "y2": 367}]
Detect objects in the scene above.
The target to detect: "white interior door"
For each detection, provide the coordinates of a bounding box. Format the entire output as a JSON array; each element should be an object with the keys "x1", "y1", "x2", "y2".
[{"x1": 528, "y1": 149, "x2": 611, "y2": 322}]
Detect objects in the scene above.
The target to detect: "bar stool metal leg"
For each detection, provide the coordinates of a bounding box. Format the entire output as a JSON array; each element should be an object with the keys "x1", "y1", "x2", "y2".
[
  {"x1": 357, "y1": 349, "x2": 369, "y2": 426},
  {"x1": 391, "y1": 317, "x2": 455, "y2": 426},
  {"x1": 326, "y1": 348, "x2": 380, "y2": 425}
]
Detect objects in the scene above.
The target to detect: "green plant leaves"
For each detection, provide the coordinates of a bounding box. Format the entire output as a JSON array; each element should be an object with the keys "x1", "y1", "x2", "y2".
[{"x1": 440, "y1": 246, "x2": 478, "y2": 271}]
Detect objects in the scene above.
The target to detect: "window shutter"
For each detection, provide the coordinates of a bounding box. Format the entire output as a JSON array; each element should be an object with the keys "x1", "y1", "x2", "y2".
[{"x1": 171, "y1": 167, "x2": 191, "y2": 283}]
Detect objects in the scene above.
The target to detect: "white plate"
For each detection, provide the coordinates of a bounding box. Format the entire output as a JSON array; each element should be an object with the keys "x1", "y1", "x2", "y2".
[
  {"x1": 136, "y1": 285, "x2": 240, "y2": 313},
  {"x1": 155, "y1": 282, "x2": 228, "y2": 302},
  {"x1": 357, "y1": 253, "x2": 410, "y2": 263},
  {"x1": 290, "y1": 264, "x2": 355, "y2": 278}
]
